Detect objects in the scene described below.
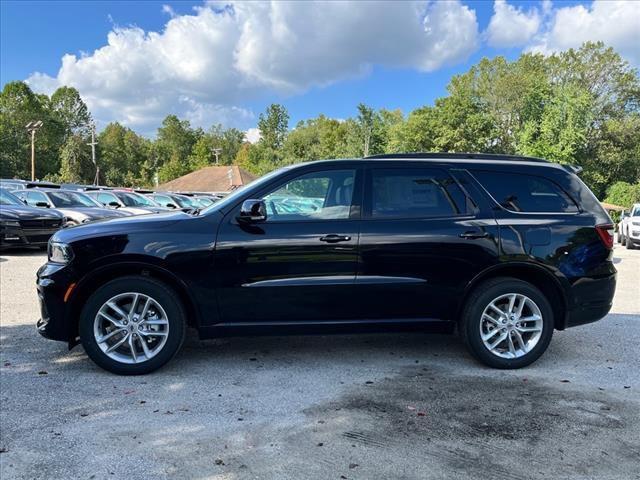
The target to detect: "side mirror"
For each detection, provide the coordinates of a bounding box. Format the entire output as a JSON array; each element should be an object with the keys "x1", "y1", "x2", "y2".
[
  {"x1": 237, "y1": 199, "x2": 267, "y2": 224},
  {"x1": 167, "y1": 203, "x2": 178, "y2": 209},
  {"x1": 108, "y1": 201, "x2": 120, "y2": 208},
  {"x1": 36, "y1": 202, "x2": 50, "y2": 208}
]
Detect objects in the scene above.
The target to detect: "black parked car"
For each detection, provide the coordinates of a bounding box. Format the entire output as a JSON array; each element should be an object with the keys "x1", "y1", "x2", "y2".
[
  {"x1": 36, "y1": 153, "x2": 616, "y2": 374},
  {"x1": 13, "y1": 188, "x2": 129, "y2": 225},
  {"x1": 1, "y1": 189, "x2": 64, "y2": 249}
]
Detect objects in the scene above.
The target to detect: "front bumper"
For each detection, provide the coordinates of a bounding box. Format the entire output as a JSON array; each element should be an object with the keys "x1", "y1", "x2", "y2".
[
  {"x1": 1, "y1": 225, "x2": 57, "y2": 248},
  {"x1": 36, "y1": 262, "x2": 77, "y2": 343},
  {"x1": 563, "y1": 272, "x2": 616, "y2": 329}
]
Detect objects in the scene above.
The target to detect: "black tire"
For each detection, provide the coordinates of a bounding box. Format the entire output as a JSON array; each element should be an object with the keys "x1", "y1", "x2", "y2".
[
  {"x1": 79, "y1": 275, "x2": 186, "y2": 375},
  {"x1": 626, "y1": 239, "x2": 635, "y2": 250},
  {"x1": 460, "y1": 277, "x2": 554, "y2": 369},
  {"x1": 621, "y1": 234, "x2": 627, "y2": 247}
]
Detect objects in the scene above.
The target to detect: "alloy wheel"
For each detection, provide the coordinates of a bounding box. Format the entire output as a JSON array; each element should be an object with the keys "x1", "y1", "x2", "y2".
[
  {"x1": 479, "y1": 293, "x2": 543, "y2": 359},
  {"x1": 93, "y1": 292, "x2": 169, "y2": 364}
]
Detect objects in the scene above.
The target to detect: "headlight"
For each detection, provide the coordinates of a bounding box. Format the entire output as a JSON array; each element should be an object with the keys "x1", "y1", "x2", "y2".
[
  {"x1": 0, "y1": 220, "x2": 20, "y2": 227},
  {"x1": 48, "y1": 242, "x2": 74, "y2": 264}
]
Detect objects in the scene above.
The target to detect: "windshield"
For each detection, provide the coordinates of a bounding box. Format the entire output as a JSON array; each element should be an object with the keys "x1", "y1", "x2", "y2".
[
  {"x1": 172, "y1": 195, "x2": 197, "y2": 209},
  {"x1": 114, "y1": 191, "x2": 158, "y2": 207},
  {"x1": 200, "y1": 167, "x2": 290, "y2": 215},
  {"x1": 0, "y1": 189, "x2": 22, "y2": 206},
  {"x1": 48, "y1": 191, "x2": 100, "y2": 208}
]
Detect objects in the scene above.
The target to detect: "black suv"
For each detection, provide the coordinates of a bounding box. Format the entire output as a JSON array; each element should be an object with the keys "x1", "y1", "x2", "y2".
[{"x1": 36, "y1": 154, "x2": 616, "y2": 374}]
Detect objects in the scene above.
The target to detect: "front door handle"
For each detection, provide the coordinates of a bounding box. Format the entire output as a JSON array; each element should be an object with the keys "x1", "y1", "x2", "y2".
[
  {"x1": 459, "y1": 231, "x2": 489, "y2": 239},
  {"x1": 320, "y1": 234, "x2": 351, "y2": 243}
]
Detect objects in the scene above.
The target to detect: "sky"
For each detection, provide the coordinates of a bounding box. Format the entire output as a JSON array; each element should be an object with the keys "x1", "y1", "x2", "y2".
[{"x1": 1, "y1": 0, "x2": 639, "y2": 137}]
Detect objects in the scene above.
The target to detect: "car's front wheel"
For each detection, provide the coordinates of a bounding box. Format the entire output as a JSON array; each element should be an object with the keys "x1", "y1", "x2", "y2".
[
  {"x1": 461, "y1": 277, "x2": 554, "y2": 369},
  {"x1": 79, "y1": 276, "x2": 186, "y2": 375}
]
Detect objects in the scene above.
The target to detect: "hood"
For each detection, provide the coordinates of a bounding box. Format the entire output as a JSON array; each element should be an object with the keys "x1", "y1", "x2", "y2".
[
  {"x1": 0, "y1": 205, "x2": 63, "y2": 221},
  {"x1": 56, "y1": 207, "x2": 130, "y2": 222},
  {"x1": 52, "y1": 209, "x2": 192, "y2": 243},
  {"x1": 119, "y1": 207, "x2": 168, "y2": 215}
]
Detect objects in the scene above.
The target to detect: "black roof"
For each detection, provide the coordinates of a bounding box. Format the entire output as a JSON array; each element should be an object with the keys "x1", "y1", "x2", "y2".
[{"x1": 365, "y1": 152, "x2": 549, "y2": 163}]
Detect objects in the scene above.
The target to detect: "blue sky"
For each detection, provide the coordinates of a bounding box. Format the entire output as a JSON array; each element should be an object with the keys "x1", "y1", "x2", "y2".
[{"x1": 1, "y1": 1, "x2": 638, "y2": 136}]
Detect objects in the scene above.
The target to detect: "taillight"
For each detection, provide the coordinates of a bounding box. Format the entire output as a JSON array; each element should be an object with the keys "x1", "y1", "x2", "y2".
[{"x1": 595, "y1": 224, "x2": 614, "y2": 249}]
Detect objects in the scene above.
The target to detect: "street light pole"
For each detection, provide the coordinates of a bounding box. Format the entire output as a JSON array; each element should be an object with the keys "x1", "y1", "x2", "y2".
[
  {"x1": 212, "y1": 147, "x2": 222, "y2": 165},
  {"x1": 25, "y1": 121, "x2": 43, "y2": 181},
  {"x1": 87, "y1": 123, "x2": 99, "y2": 185}
]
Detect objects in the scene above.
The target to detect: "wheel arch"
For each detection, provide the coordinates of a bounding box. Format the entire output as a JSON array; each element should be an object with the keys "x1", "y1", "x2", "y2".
[
  {"x1": 459, "y1": 262, "x2": 569, "y2": 330},
  {"x1": 65, "y1": 261, "x2": 201, "y2": 344}
]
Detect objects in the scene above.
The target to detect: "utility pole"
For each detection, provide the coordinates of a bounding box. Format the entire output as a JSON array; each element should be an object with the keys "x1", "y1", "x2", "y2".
[
  {"x1": 212, "y1": 147, "x2": 222, "y2": 165},
  {"x1": 87, "y1": 123, "x2": 99, "y2": 185},
  {"x1": 25, "y1": 121, "x2": 43, "y2": 181}
]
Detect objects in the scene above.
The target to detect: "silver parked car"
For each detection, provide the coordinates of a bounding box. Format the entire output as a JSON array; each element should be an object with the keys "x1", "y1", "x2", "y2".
[{"x1": 13, "y1": 189, "x2": 130, "y2": 226}]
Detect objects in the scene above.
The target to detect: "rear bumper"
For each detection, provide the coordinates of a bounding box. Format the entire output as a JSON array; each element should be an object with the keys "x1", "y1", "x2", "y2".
[{"x1": 563, "y1": 272, "x2": 616, "y2": 329}]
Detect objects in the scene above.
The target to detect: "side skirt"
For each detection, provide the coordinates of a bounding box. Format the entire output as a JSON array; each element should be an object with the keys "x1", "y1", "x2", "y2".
[{"x1": 197, "y1": 318, "x2": 455, "y2": 339}]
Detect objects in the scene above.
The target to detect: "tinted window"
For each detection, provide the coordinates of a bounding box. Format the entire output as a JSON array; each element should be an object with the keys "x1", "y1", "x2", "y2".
[
  {"x1": 370, "y1": 168, "x2": 467, "y2": 219},
  {"x1": 0, "y1": 189, "x2": 22, "y2": 206},
  {"x1": 97, "y1": 192, "x2": 119, "y2": 205},
  {"x1": 473, "y1": 171, "x2": 578, "y2": 213},
  {"x1": 26, "y1": 191, "x2": 49, "y2": 206},
  {"x1": 263, "y1": 169, "x2": 355, "y2": 221},
  {"x1": 48, "y1": 191, "x2": 97, "y2": 208}
]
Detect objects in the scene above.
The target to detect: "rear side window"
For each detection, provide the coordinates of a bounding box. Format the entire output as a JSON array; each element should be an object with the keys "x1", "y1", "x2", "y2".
[
  {"x1": 473, "y1": 171, "x2": 578, "y2": 213},
  {"x1": 369, "y1": 168, "x2": 467, "y2": 219}
]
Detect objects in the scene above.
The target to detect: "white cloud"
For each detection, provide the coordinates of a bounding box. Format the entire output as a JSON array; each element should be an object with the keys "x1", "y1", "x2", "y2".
[
  {"x1": 485, "y1": 0, "x2": 541, "y2": 48},
  {"x1": 26, "y1": 1, "x2": 480, "y2": 134},
  {"x1": 528, "y1": 0, "x2": 640, "y2": 65},
  {"x1": 244, "y1": 127, "x2": 261, "y2": 144}
]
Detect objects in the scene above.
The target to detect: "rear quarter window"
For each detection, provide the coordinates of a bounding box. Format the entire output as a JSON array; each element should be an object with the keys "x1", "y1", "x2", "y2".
[{"x1": 472, "y1": 170, "x2": 578, "y2": 213}]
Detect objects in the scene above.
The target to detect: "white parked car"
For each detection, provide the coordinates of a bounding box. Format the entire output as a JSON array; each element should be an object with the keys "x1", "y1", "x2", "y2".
[{"x1": 619, "y1": 203, "x2": 640, "y2": 249}]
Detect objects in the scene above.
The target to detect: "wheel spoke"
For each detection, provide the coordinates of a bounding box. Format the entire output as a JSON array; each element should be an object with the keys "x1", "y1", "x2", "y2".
[
  {"x1": 128, "y1": 335, "x2": 138, "y2": 363},
  {"x1": 138, "y1": 330, "x2": 168, "y2": 338},
  {"x1": 516, "y1": 325, "x2": 542, "y2": 333},
  {"x1": 140, "y1": 297, "x2": 152, "y2": 320},
  {"x1": 98, "y1": 311, "x2": 124, "y2": 328},
  {"x1": 488, "y1": 303, "x2": 505, "y2": 317},
  {"x1": 520, "y1": 315, "x2": 541, "y2": 322},
  {"x1": 96, "y1": 328, "x2": 125, "y2": 344},
  {"x1": 507, "y1": 333, "x2": 516, "y2": 356},
  {"x1": 513, "y1": 330, "x2": 527, "y2": 352},
  {"x1": 488, "y1": 332, "x2": 508, "y2": 350},
  {"x1": 139, "y1": 336, "x2": 152, "y2": 359},
  {"x1": 507, "y1": 294, "x2": 516, "y2": 314},
  {"x1": 128, "y1": 294, "x2": 140, "y2": 320},
  {"x1": 481, "y1": 328, "x2": 501, "y2": 341},
  {"x1": 482, "y1": 314, "x2": 500, "y2": 326},
  {"x1": 107, "y1": 301, "x2": 129, "y2": 320},
  {"x1": 140, "y1": 319, "x2": 168, "y2": 326},
  {"x1": 106, "y1": 333, "x2": 129, "y2": 353},
  {"x1": 515, "y1": 296, "x2": 526, "y2": 317}
]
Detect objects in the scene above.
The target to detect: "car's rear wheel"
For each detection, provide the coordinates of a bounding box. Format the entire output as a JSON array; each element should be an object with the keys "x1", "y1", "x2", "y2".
[
  {"x1": 626, "y1": 239, "x2": 635, "y2": 250},
  {"x1": 79, "y1": 276, "x2": 186, "y2": 375},
  {"x1": 461, "y1": 277, "x2": 554, "y2": 369}
]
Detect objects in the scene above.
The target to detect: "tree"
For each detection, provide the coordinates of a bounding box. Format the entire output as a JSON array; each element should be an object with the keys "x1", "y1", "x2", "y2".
[
  {"x1": 50, "y1": 86, "x2": 92, "y2": 139},
  {"x1": 57, "y1": 134, "x2": 93, "y2": 183},
  {"x1": 258, "y1": 104, "x2": 289, "y2": 151},
  {"x1": 604, "y1": 182, "x2": 640, "y2": 209}
]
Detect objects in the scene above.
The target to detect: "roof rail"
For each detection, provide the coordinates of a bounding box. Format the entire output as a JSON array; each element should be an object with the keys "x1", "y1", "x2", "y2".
[{"x1": 365, "y1": 152, "x2": 550, "y2": 163}]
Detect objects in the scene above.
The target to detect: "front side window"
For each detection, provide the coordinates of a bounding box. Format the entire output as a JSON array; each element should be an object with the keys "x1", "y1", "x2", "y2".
[
  {"x1": 472, "y1": 171, "x2": 578, "y2": 213},
  {"x1": 97, "y1": 192, "x2": 119, "y2": 205},
  {"x1": 263, "y1": 169, "x2": 355, "y2": 221},
  {"x1": 369, "y1": 168, "x2": 467, "y2": 219},
  {"x1": 115, "y1": 192, "x2": 156, "y2": 207}
]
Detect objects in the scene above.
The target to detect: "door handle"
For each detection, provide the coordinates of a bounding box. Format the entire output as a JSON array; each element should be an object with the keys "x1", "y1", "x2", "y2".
[
  {"x1": 459, "y1": 231, "x2": 489, "y2": 239},
  {"x1": 320, "y1": 234, "x2": 351, "y2": 243}
]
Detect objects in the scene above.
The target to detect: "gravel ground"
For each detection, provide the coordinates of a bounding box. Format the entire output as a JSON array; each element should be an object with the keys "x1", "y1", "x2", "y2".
[{"x1": 1, "y1": 246, "x2": 639, "y2": 480}]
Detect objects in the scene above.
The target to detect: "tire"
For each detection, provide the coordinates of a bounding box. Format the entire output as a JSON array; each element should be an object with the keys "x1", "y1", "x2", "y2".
[
  {"x1": 621, "y1": 233, "x2": 627, "y2": 247},
  {"x1": 79, "y1": 275, "x2": 186, "y2": 375},
  {"x1": 460, "y1": 277, "x2": 554, "y2": 369},
  {"x1": 626, "y1": 239, "x2": 635, "y2": 250}
]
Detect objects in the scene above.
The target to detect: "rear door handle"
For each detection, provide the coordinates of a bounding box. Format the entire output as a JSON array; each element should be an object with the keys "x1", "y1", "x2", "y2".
[
  {"x1": 320, "y1": 234, "x2": 351, "y2": 243},
  {"x1": 459, "y1": 231, "x2": 489, "y2": 239}
]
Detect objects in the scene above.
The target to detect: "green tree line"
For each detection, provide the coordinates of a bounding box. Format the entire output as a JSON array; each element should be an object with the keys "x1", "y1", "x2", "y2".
[{"x1": 1, "y1": 42, "x2": 639, "y2": 203}]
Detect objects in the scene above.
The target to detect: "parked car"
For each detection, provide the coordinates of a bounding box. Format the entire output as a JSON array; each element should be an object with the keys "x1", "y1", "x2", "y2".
[
  {"x1": 1, "y1": 179, "x2": 60, "y2": 190},
  {"x1": 617, "y1": 210, "x2": 629, "y2": 243},
  {"x1": 13, "y1": 189, "x2": 129, "y2": 226},
  {"x1": 36, "y1": 153, "x2": 616, "y2": 375},
  {"x1": 1, "y1": 188, "x2": 64, "y2": 249},
  {"x1": 619, "y1": 203, "x2": 640, "y2": 249},
  {"x1": 146, "y1": 192, "x2": 199, "y2": 212},
  {"x1": 84, "y1": 190, "x2": 169, "y2": 215}
]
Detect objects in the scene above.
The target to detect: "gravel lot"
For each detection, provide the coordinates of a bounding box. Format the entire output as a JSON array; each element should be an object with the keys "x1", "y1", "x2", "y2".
[{"x1": 1, "y1": 246, "x2": 639, "y2": 480}]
